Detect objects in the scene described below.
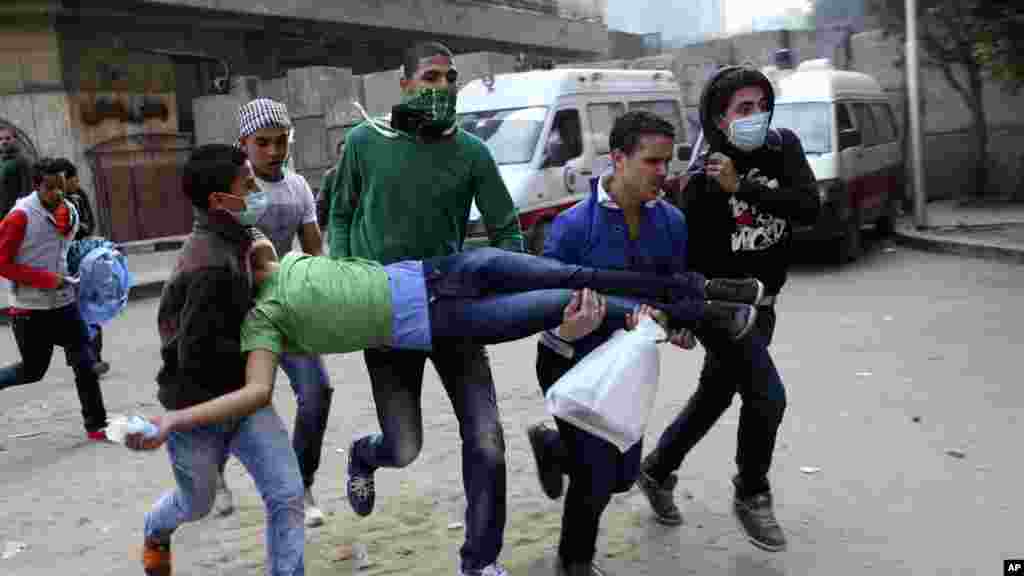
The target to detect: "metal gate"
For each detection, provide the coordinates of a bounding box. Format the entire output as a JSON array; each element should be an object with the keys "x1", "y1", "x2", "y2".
[{"x1": 86, "y1": 133, "x2": 193, "y2": 243}]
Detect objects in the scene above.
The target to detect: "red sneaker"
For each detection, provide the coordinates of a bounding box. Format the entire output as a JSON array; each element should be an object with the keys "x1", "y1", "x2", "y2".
[
  {"x1": 87, "y1": 429, "x2": 109, "y2": 442},
  {"x1": 142, "y1": 538, "x2": 172, "y2": 576}
]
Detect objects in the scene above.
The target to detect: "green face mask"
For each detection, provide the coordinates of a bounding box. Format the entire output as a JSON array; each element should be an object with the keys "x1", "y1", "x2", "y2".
[{"x1": 396, "y1": 87, "x2": 457, "y2": 135}]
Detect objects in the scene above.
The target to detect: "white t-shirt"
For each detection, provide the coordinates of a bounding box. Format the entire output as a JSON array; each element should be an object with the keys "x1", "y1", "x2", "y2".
[{"x1": 254, "y1": 170, "x2": 318, "y2": 258}]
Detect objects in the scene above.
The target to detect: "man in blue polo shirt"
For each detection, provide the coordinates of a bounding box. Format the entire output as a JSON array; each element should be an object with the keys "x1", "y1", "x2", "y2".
[{"x1": 525, "y1": 111, "x2": 759, "y2": 576}]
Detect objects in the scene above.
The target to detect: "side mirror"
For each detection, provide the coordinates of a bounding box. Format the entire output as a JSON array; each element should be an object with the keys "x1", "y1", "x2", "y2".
[
  {"x1": 839, "y1": 128, "x2": 861, "y2": 151},
  {"x1": 676, "y1": 144, "x2": 693, "y2": 162}
]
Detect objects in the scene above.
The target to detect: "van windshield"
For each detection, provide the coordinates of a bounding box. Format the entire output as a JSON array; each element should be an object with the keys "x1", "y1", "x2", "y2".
[
  {"x1": 456, "y1": 107, "x2": 547, "y2": 165},
  {"x1": 771, "y1": 103, "x2": 832, "y2": 155}
]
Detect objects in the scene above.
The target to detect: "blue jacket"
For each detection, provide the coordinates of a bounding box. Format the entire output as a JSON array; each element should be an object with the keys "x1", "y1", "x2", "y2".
[{"x1": 540, "y1": 174, "x2": 688, "y2": 358}]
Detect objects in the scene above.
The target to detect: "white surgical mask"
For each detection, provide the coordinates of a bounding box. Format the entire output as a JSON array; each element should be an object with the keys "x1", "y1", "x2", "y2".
[
  {"x1": 727, "y1": 112, "x2": 771, "y2": 152},
  {"x1": 229, "y1": 190, "x2": 269, "y2": 226}
]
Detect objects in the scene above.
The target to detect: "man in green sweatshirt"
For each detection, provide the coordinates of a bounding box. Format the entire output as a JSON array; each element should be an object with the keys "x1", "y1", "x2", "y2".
[{"x1": 327, "y1": 40, "x2": 524, "y2": 576}]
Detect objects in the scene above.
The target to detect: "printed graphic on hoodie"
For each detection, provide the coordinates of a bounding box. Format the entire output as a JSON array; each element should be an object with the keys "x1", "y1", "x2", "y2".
[{"x1": 729, "y1": 167, "x2": 787, "y2": 252}]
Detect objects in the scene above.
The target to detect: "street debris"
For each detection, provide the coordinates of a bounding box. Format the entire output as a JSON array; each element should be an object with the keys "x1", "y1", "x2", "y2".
[
  {"x1": 2, "y1": 541, "x2": 27, "y2": 560},
  {"x1": 911, "y1": 416, "x2": 922, "y2": 423},
  {"x1": 799, "y1": 466, "x2": 821, "y2": 475},
  {"x1": 945, "y1": 449, "x2": 967, "y2": 459},
  {"x1": 9, "y1": 431, "x2": 44, "y2": 439},
  {"x1": 447, "y1": 521, "x2": 464, "y2": 530},
  {"x1": 855, "y1": 371, "x2": 873, "y2": 377}
]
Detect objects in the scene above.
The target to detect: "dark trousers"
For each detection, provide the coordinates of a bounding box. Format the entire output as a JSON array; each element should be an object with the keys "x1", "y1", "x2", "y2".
[
  {"x1": 535, "y1": 342, "x2": 641, "y2": 566},
  {"x1": 0, "y1": 303, "x2": 107, "y2": 432},
  {"x1": 644, "y1": 307, "x2": 786, "y2": 498},
  {"x1": 352, "y1": 343, "x2": 506, "y2": 572}
]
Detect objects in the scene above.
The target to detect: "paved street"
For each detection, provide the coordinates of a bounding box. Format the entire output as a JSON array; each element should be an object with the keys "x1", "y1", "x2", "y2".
[{"x1": 1, "y1": 244, "x2": 1021, "y2": 575}]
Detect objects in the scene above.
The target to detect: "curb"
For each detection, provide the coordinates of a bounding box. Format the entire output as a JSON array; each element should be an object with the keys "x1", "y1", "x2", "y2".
[{"x1": 892, "y1": 228, "x2": 1024, "y2": 266}]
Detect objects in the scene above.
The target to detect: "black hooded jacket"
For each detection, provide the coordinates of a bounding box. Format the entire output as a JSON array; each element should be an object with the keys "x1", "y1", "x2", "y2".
[{"x1": 681, "y1": 66, "x2": 819, "y2": 296}]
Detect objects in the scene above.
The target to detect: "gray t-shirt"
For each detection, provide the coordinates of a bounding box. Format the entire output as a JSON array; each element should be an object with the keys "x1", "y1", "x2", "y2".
[{"x1": 254, "y1": 170, "x2": 318, "y2": 258}]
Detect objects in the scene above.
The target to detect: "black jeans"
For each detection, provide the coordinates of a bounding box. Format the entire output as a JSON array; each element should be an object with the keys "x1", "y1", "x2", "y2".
[
  {"x1": 0, "y1": 303, "x2": 107, "y2": 432},
  {"x1": 352, "y1": 343, "x2": 506, "y2": 572},
  {"x1": 644, "y1": 307, "x2": 785, "y2": 498},
  {"x1": 535, "y1": 342, "x2": 642, "y2": 566}
]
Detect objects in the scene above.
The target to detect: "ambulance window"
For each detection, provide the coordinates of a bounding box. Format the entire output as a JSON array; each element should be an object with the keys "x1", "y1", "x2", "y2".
[
  {"x1": 547, "y1": 109, "x2": 583, "y2": 165},
  {"x1": 871, "y1": 103, "x2": 898, "y2": 142},
  {"x1": 836, "y1": 103, "x2": 861, "y2": 150},
  {"x1": 629, "y1": 100, "x2": 684, "y2": 141},
  {"x1": 587, "y1": 102, "x2": 626, "y2": 154},
  {"x1": 853, "y1": 103, "x2": 880, "y2": 146}
]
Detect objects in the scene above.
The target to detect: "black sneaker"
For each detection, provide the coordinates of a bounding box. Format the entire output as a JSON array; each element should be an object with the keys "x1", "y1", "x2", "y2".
[
  {"x1": 701, "y1": 301, "x2": 757, "y2": 341},
  {"x1": 705, "y1": 278, "x2": 764, "y2": 305},
  {"x1": 527, "y1": 422, "x2": 563, "y2": 500},
  {"x1": 346, "y1": 440, "x2": 376, "y2": 517},
  {"x1": 93, "y1": 361, "x2": 110, "y2": 376},
  {"x1": 635, "y1": 470, "x2": 683, "y2": 526},
  {"x1": 733, "y1": 491, "x2": 787, "y2": 552}
]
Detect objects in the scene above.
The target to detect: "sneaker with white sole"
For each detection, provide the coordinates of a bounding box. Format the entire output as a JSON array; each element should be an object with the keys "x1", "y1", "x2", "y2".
[
  {"x1": 459, "y1": 562, "x2": 509, "y2": 576},
  {"x1": 304, "y1": 487, "x2": 325, "y2": 527}
]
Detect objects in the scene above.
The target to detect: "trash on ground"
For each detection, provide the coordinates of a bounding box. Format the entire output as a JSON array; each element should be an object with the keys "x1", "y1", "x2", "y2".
[
  {"x1": 945, "y1": 449, "x2": 967, "y2": 459},
  {"x1": 799, "y1": 466, "x2": 821, "y2": 474},
  {"x1": 447, "y1": 521, "x2": 464, "y2": 530},
  {"x1": 855, "y1": 371, "x2": 873, "y2": 377},
  {"x1": 911, "y1": 416, "x2": 921, "y2": 423},
  {"x1": 9, "y1": 431, "x2": 44, "y2": 439},
  {"x1": 2, "y1": 541, "x2": 27, "y2": 560}
]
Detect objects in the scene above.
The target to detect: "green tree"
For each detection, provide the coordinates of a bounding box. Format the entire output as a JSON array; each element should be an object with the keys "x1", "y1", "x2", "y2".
[{"x1": 868, "y1": 0, "x2": 1024, "y2": 201}]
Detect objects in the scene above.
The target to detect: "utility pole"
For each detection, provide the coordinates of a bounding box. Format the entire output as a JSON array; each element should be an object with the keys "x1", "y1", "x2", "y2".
[{"x1": 906, "y1": 0, "x2": 928, "y2": 228}]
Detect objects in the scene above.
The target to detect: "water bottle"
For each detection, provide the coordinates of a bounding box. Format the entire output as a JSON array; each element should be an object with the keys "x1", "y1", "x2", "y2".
[{"x1": 106, "y1": 415, "x2": 160, "y2": 444}]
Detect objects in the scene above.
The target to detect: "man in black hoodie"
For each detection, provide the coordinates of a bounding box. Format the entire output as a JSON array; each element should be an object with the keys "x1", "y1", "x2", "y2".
[{"x1": 636, "y1": 65, "x2": 819, "y2": 552}]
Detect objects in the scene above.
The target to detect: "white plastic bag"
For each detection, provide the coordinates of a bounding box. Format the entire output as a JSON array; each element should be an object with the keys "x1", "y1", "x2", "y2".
[{"x1": 545, "y1": 316, "x2": 665, "y2": 452}]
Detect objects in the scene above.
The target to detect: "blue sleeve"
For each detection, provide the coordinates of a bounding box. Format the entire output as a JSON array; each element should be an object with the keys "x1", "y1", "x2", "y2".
[
  {"x1": 672, "y1": 209, "x2": 688, "y2": 274},
  {"x1": 541, "y1": 209, "x2": 582, "y2": 265}
]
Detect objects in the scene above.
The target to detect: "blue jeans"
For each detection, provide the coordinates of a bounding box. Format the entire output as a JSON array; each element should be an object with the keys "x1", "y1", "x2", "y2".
[
  {"x1": 354, "y1": 343, "x2": 505, "y2": 572},
  {"x1": 423, "y1": 247, "x2": 707, "y2": 347},
  {"x1": 279, "y1": 354, "x2": 333, "y2": 488},
  {"x1": 145, "y1": 406, "x2": 305, "y2": 576},
  {"x1": 644, "y1": 307, "x2": 786, "y2": 498}
]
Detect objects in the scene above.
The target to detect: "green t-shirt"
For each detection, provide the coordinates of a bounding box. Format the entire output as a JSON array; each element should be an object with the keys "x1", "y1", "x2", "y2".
[{"x1": 241, "y1": 252, "x2": 394, "y2": 356}]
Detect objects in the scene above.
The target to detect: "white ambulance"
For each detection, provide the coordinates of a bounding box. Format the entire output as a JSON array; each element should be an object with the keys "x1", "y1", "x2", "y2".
[
  {"x1": 769, "y1": 59, "x2": 904, "y2": 262},
  {"x1": 457, "y1": 68, "x2": 689, "y2": 253}
]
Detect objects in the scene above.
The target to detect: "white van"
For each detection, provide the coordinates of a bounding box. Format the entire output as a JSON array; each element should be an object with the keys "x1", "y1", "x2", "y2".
[
  {"x1": 456, "y1": 69, "x2": 689, "y2": 253},
  {"x1": 768, "y1": 59, "x2": 904, "y2": 261}
]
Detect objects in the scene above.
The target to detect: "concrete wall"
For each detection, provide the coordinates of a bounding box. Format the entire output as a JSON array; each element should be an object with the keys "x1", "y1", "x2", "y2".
[
  {"x1": 144, "y1": 0, "x2": 609, "y2": 55},
  {"x1": 0, "y1": 23, "x2": 62, "y2": 95},
  {"x1": 847, "y1": 30, "x2": 1024, "y2": 200},
  {"x1": 0, "y1": 92, "x2": 95, "y2": 208}
]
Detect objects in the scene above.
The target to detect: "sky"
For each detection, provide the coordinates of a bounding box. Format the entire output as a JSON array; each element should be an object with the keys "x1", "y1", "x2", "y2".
[{"x1": 604, "y1": 0, "x2": 812, "y2": 36}]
